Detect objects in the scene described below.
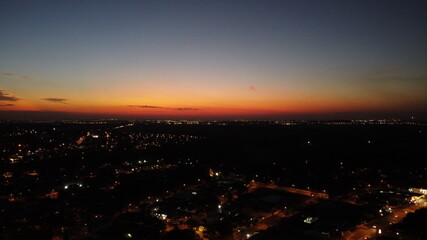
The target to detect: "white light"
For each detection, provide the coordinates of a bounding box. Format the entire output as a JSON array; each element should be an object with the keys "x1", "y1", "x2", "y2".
[
  {"x1": 246, "y1": 233, "x2": 251, "y2": 238},
  {"x1": 378, "y1": 229, "x2": 382, "y2": 234},
  {"x1": 64, "y1": 185, "x2": 68, "y2": 189}
]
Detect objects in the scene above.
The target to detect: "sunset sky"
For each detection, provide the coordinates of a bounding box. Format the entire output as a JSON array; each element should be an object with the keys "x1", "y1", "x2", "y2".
[{"x1": 1, "y1": 0, "x2": 426, "y2": 120}]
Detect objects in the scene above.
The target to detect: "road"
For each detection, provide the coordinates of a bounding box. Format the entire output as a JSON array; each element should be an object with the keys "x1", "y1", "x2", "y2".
[{"x1": 343, "y1": 203, "x2": 425, "y2": 240}]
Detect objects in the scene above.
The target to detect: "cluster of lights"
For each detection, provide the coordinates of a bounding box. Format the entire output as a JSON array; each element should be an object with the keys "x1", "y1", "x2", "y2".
[{"x1": 64, "y1": 183, "x2": 83, "y2": 189}]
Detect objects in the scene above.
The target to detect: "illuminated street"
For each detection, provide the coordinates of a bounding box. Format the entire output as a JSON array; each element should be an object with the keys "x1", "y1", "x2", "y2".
[{"x1": 344, "y1": 204, "x2": 424, "y2": 240}]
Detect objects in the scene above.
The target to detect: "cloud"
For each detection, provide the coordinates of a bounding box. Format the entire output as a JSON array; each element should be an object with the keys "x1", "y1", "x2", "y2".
[
  {"x1": 2, "y1": 72, "x2": 34, "y2": 81},
  {"x1": 42, "y1": 98, "x2": 68, "y2": 104},
  {"x1": 128, "y1": 105, "x2": 199, "y2": 111},
  {"x1": 0, "y1": 103, "x2": 15, "y2": 107},
  {"x1": 249, "y1": 85, "x2": 256, "y2": 91},
  {"x1": 174, "y1": 108, "x2": 199, "y2": 111},
  {"x1": 128, "y1": 105, "x2": 164, "y2": 109},
  {"x1": 0, "y1": 90, "x2": 19, "y2": 101}
]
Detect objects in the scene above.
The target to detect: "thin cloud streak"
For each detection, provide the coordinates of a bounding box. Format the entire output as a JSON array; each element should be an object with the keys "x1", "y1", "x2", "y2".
[
  {"x1": 0, "y1": 90, "x2": 19, "y2": 101},
  {"x1": 2, "y1": 72, "x2": 34, "y2": 81},
  {"x1": 42, "y1": 98, "x2": 68, "y2": 104},
  {"x1": 128, "y1": 105, "x2": 200, "y2": 111},
  {"x1": 174, "y1": 108, "x2": 200, "y2": 111},
  {"x1": 0, "y1": 103, "x2": 15, "y2": 106},
  {"x1": 128, "y1": 105, "x2": 164, "y2": 109}
]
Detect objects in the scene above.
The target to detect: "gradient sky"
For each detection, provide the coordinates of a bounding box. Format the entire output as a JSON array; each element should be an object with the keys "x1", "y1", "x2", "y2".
[{"x1": 1, "y1": 0, "x2": 426, "y2": 120}]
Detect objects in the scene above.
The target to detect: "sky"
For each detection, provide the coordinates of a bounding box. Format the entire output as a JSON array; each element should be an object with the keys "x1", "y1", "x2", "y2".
[{"x1": 1, "y1": 0, "x2": 426, "y2": 120}]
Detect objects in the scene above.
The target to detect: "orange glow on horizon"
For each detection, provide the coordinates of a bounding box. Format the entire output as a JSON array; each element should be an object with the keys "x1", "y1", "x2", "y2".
[
  {"x1": 2, "y1": 82, "x2": 424, "y2": 119},
  {"x1": 1, "y1": 95, "x2": 405, "y2": 119}
]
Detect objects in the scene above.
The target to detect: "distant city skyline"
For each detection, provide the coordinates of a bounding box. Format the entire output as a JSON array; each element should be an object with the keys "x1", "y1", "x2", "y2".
[{"x1": 1, "y1": 0, "x2": 427, "y2": 120}]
